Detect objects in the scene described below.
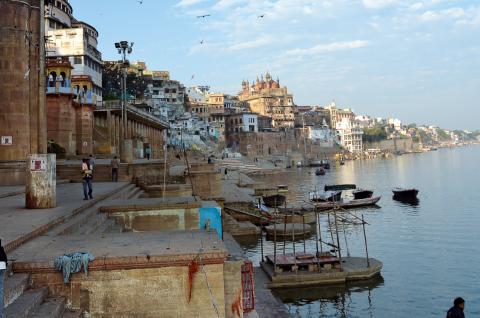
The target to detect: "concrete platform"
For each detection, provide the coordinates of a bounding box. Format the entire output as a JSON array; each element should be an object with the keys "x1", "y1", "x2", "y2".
[
  {"x1": 261, "y1": 256, "x2": 383, "y2": 288},
  {"x1": 11, "y1": 230, "x2": 227, "y2": 273},
  {"x1": 0, "y1": 182, "x2": 129, "y2": 253}
]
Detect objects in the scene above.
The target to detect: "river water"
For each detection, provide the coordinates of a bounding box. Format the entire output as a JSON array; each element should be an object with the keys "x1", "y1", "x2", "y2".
[{"x1": 240, "y1": 145, "x2": 480, "y2": 318}]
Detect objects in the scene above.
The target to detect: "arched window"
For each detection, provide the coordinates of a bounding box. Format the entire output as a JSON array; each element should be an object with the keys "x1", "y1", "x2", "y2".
[
  {"x1": 60, "y1": 72, "x2": 66, "y2": 86},
  {"x1": 49, "y1": 71, "x2": 57, "y2": 87}
]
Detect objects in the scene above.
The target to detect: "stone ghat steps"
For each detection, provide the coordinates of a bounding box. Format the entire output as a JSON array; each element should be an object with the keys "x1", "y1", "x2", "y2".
[
  {"x1": 216, "y1": 159, "x2": 279, "y2": 173},
  {"x1": 56, "y1": 165, "x2": 131, "y2": 182},
  {"x1": 3, "y1": 275, "x2": 81, "y2": 318},
  {"x1": 224, "y1": 213, "x2": 260, "y2": 236}
]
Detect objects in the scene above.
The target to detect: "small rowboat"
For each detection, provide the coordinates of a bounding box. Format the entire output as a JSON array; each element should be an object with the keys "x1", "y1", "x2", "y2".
[
  {"x1": 353, "y1": 189, "x2": 374, "y2": 200},
  {"x1": 314, "y1": 196, "x2": 381, "y2": 210},
  {"x1": 392, "y1": 188, "x2": 418, "y2": 201}
]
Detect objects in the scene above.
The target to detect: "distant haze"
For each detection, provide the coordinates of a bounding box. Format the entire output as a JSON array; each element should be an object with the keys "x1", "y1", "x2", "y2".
[{"x1": 71, "y1": 0, "x2": 480, "y2": 130}]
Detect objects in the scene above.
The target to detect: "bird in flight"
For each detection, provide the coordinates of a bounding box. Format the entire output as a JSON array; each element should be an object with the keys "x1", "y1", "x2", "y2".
[
  {"x1": 137, "y1": 0, "x2": 143, "y2": 3},
  {"x1": 199, "y1": 40, "x2": 204, "y2": 44},
  {"x1": 258, "y1": 14, "x2": 265, "y2": 18},
  {"x1": 197, "y1": 14, "x2": 211, "y2": 18}
]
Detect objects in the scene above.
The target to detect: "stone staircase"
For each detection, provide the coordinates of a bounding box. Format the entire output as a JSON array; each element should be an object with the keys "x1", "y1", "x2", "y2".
[
  {"x1": 3, "y1": 265, "x2": 81, "y2": 318},
  {"x1": 3, "y1": 183, "x2": 144, "y2": 317},
  {"x1": 223, "y1": 213, "x2": 260, "y2": 236},
  {"x1": 216, "y1": 158, "x2": 278, "y2": 174}
]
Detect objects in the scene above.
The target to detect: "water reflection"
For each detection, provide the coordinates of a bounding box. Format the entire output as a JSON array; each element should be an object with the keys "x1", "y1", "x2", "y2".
[
  {"x1": 246, "y1": 147, "x2": 480, "y2": 317},
  {"x1": 275, "y1": 276, "x2": 384, "y2": 318}
]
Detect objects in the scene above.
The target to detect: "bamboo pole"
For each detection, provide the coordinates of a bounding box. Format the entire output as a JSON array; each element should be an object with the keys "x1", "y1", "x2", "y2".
[
  {"x1": 342, "y1": 219, "x2": 350, "y2": 257},
  {"x1": 302, "y1": 214, "x2": 306, "y2": 253},
  {"x1": 273, "y1": 198, "x2": 277, "y2": 274},
  {"x1": 260, "y1": 225, "x2": 264, "y2": 262},
  {"x1": 362, "y1": 214, "x2": 370, "y2": 268},
  {"x1": 283, "y1": 207, "x2": 287, "y2": 255},
  {"x1": 334, "y1": 211, "x2": 343, "y2": 271}
]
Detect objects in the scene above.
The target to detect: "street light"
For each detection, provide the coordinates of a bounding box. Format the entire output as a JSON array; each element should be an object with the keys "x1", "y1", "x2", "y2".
[{"x1": 114, "y1": 41, "x2": 134, "y2": 162}]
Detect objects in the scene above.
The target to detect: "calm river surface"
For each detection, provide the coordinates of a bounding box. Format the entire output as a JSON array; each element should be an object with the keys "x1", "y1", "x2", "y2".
[{"x1": 240, "y1": 145, "x2": 480, "y2": 318}]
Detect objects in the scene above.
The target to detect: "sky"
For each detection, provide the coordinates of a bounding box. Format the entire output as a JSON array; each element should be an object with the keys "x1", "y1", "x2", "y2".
[{"x1": 69, "y1": 0, "x2": 480, "y2": 130}]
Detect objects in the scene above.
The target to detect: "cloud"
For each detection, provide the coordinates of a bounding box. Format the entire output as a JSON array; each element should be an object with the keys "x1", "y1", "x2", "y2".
[
  {"x1": 285, "y1": 40, "x2": 369, "y2": 57},
  {"x1": 175, "y1": 0, "x2": 206, "y2": 7},
  {"x1": 212, "y1": 0, "x2": 245, "y2": 11},
  {"x1": 362, "y1": 0, "x2": 398, "y2": 9},
  {"x1": 227, "y1": 35, "x2": 275, "y2": 51},
  {"x1": 420, "y1": 8, "x2": 465, "y2": 22}
]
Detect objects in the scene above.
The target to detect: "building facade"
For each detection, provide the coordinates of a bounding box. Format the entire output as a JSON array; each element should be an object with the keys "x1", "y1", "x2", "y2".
[
  {"x1": 45, "y1": 0, "x2": 103, "y2": 104},
  {"x1": 336, "y1": 118, "x2": 364, "y2": 153},
  {"x1": 239, "y1": 73, "x2": 295, "y2": 128}
]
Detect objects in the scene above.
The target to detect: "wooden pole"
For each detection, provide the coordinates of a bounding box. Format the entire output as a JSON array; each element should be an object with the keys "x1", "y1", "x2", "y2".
[
  {"x1": 302, "y1": 214, "x2": 306, "y2": 253},
  {"x1": 314, "y1": 210, "x2": 320, "y2": 255},
  {"x1": 291, "y1": 210, "x2": 296, "y2": 255},
  {"x1": 273, "y1": 198, "x2": 277, "y2": 274},
  {"x1": 318, "y1": 211, "x2": 323, "y2": 253},
  {"x1": 260, "y1": 225, "x2": 264, "y2": 262},
  {"x1": 334, "y1": 211, "x2": 342, "y2": 271},
  {"x1": 327, "y1": 212, "x2": 335, "y2": 255},
  {"x1": 362, "y1": 214, "x2": 370, "y2": 268},
  {"x1": 342, "y1": 219, "x2": 350, "y2": 257},
  {"x1": 283, "y1": 210, "x2": 287, "y2": 255}
]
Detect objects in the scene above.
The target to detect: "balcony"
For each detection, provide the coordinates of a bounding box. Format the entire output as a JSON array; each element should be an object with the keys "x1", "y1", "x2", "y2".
[{"x1": 46, "y1": 79, "x2": 72, "y2": 95}]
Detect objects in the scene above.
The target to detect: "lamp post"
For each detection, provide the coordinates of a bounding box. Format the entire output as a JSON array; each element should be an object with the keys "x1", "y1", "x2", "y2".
[{"x1": 114, "y1": 41, "x2": 134, "y2": 162}]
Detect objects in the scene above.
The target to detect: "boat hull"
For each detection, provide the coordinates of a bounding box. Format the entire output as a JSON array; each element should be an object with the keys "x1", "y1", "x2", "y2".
[
  {"x1": 392, "y1": 189, "x2": 418, "y2": 201},
  {"x1": 263, "y1": 194, "x2": 286, "y2": 208},
  {"x1": 353, "y1": 190, "x2": 373, "y2": 200},
  {"x1": 314, "y1": 196, "x2": 381, "y2": 210}
]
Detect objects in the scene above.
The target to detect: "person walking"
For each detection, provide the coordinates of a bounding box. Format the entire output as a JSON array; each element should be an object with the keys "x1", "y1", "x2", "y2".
[
  {"x1": 81, "y1": 158, "x2": 93, "y2": 200},
  {"x1": 88, "y1": 154, "x2": 95, "y2": 170},
  {"x1": 0, "y1": 238, "x2": 8, "y2": 318},
  {"x1": 446, "y1": 297, "x2": 465, "y2": 318},
  {"x1": 111, "y1": 156, "x2": 120, "y2": 182},
  {"x1": 224, "y1": 167, "x2": 228, "y2": 180}
]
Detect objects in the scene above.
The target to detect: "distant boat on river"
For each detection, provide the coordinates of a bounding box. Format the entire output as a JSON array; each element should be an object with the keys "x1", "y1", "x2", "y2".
[
  {"x1": 315, "y1": 168, "x2": 326, "y2": 176},
  {"x1": 392, "y1": 188, "x2": 419, "y2": 202}
]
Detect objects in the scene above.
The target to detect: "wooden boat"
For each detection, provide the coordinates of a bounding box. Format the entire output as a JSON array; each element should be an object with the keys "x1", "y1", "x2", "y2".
[
  {"x1": 277, "y1": 185, "x2": 289, "y2": 193},
  {"x1": 320, "y1": 160, "x2": 331, "y2": 169},
  {"x1": 309, "y1": 159, "x2": 323, "y2": 167},
  {"x1": 353, "y1": 189, "x2": 373, "y2": 200},
  {"x1": 324, "y1": 184, "x2": 356, "y2": 191},
  {"x1": 392, "y1": 188, "x2": 418, "y2": 201},
  {"x1": 263, "y1": 194, "x2": 286, "y2": 208},
  {"x1": 314, "y1": 196, "x2": 381, "y2": 210},
  {"x1": 315, "y1": 168, "x2": 326, "y2": 176},
  {"x1": 265, "y1": 223, "x2": 311, "y2": 239},
  {"x1": 309, "y1": 190, "x2": 341, "y2": 202}
]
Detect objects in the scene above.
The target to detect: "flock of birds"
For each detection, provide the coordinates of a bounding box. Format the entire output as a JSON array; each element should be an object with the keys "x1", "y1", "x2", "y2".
[
  {"x1": 133, "y1": 0, "x2": 266, "y2": 81},
  {"x1": 135, "y1": 0, "x2": 266, "y2": 46}
]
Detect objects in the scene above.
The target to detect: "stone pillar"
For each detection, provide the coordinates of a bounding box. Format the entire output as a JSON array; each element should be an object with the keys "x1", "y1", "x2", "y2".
[
  {"x1": 25, "y1": 154, "x2": 56, "y2": 209},
  {"x1": 121, "y1": 139, "x2": 133, "y2": 163}
]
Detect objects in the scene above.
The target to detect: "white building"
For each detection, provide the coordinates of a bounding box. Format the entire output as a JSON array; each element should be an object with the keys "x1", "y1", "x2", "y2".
[
  {"x1": 336, "y1": 118, "x2": 364, "y2": 153},
  {"x1": 45, "y1": 0, "x2": 102, "y2": 103}
]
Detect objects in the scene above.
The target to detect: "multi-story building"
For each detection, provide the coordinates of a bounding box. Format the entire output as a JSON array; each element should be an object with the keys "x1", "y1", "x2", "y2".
[
  {"x1": 225, "y1": 113, "x2": 258, "y2": 148},
  {"x1": 325, "y1": 102, "x2": 355, "y2": 129},
  {"x1": 336, "y1": 118, "x2": 364, "y2": 153},
  {"x1": 145, "y1": 70, "x2": 185, "y2": 119},
  {"x1": 294, "y1": 107, "x2": 331, "y2": 128},
  {"x1": 45, "y1": 0, "x2": 102, "y2": 104},
  {"x1": 239, "y1": 72, "x2": 295, "y2": 127}
]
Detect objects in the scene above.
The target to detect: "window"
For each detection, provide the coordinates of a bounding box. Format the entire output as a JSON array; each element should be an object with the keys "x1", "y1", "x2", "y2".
[{"x1": 73, "y1": 56, "x2": 82, "y2": 64}]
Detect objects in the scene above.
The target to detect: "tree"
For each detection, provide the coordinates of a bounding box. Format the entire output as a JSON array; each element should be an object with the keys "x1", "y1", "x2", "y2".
[
  {"x1": 363, "y1": 125, "x2": 388, "y2": 143},
  {"x1": 102, "y1": 62, "x2": 148, "y2": 100}
]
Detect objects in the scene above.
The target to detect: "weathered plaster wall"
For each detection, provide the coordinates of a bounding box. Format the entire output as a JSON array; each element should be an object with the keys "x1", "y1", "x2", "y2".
[{"x1": 31, "y1": 265, "x2": 226, "y2": 317}]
